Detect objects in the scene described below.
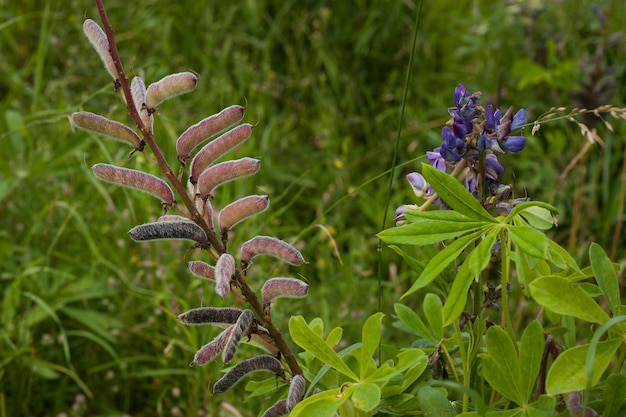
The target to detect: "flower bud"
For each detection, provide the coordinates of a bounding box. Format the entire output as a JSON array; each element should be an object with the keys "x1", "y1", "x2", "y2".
[
  {"x1": 262, "y1": 400, "x2": 288, "y2": 417},
  {"x1": 82, "y1": 19, "x2": 118, "y2": 81},
  {"x1": 144, "y1": 72, "x2": 198, "y2": 112},
  {"x1": 218, "y1": 195, "x2": 269, "y2": 233},
  {"x1": 287, "y1": 374, "x2": 306, "y2": 410},
  {"x1": 240, "y1": 236, "x2": 306, "y2": 266},
  {"x1": 222, "y1": 309, "x2": 254, "y2": 364},
  {"x1": 190, "y1": 326, "x2": 234, "y2": 367},
  {"x1": 261, "y1": 278, "x2": 309, "y2": 304},
  {"x1": 178, "y1": 307, "x2": 243, "y2": 325},
  {"x1": 131, "y1": 76, "x2": 153, "y2": 134},
  {"x1": 128, "y1": 221, "x2": 208, "y2": 247},
  {"x1": 72, "y1": 112, "x2": 142, "y2": 149},
  {"x1": 215, "y1": 253, "x2": 236, "y2": 298},
  {"x1": 92, "y1": 163, "x2": 175, "y2": 206},
  {"x1": 196, "y1": 158, "x2": 260, "y2": 200},
  {"x1": 188, "y1": 260, "x2": 215, "y2": 281},
  {"x1": 213, "y1": 354, "x2": 284, "y2": 394},
  {"x1": 189, "y1": 123, "x2": 252, "y2": 183},
  {"x1": 176, "y1": 105, "x2": 245, "y2": 163}
]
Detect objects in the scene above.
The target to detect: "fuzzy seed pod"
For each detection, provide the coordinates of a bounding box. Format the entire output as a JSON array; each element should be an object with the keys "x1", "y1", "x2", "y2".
[
  {"x1": 157, "y1": 214, "x2": 192, "y2": 223},
  {"x1": 191, "y1": 326, "x2": 234, "y2": 366},
  {"x1": 130, "y1": 76, "x2": 153, "y2": 134},
  {"x1": 82, "y1": 19, "x2": 118, "y2": 81},
  {"x1": 178, "y1": 307, "x2": 243, "y2": 326},
  {"x1": 92, "y1": 163, "x2": 175, "y2": 206},
  {"x1": 240, "y1": 236, "x2": 306, "y2": 266},
  {"x1": 262, "y1": 400, "x2": 289, "y2": 417},
  {"x1": 144, "y1": 72, "x2": 198, "y2": 111},
  {"x1": 128, "y1": 221, "x2": 208, "y2": 246},
  {"x1": 287, "y1": 375, "x2": 306, "y2": 411},
  {"x1": 176, "y1": 105, "x2": 245, "y2": 163},
  {"x1": 196, "y1": 158, "x2": 260, "y2": 200},
  {"x1": 188, "y1": 260, "x2": 215, "y2": 281},
  {"x1": 213, "y1": 355, "x2": 284, "y2": 394},
  {"x1": 72, "y1": 112, "x2": 142, "y2": 149},
  {"x1": 563, "y1": 391, "x2": 599, "y2": 417},
  {"x1": 218, "y1": 195, "x2": 269, "y2": 233},
  {"x1": 203, "y1": 199, "x2": 215, "y2": 230},
  {"x1": 189, "y1": 123, "x2": 253, "y2": 183},
  {"x1": 222, "y1": 309, "x2": 254, "y2": 364},
  {"x1": 215, "y1": 253, "x2": 236, "y2": 298},
  {"x1": 262, "y1": 278, "x2": 309, "y2": 305}
]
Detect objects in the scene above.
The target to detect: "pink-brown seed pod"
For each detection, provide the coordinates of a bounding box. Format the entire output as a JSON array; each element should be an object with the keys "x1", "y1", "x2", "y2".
[
  {"x1": 196, "y1": 158, "x2": 260, "y2": 200},
  {"x1": 72, "y1": 112, "x2": 142, "y2": 149},
  {"x1": 240, "y1": 236, "x2": 306, "y2": 266},
  {"x1": 222, "y1": 309, "x2": 254, "y2": 364},
  {"x1": 213, "y1": 354, "x2": 284, "y2": 394},
  {"x1": 157, "y1": 214, "x2": 192, "y2": 223},
  {"x1": 82, "y1": 19, "x2": 118, "y2": 81},
  {"x1": 261, "y1": 278, "x2": 309, "y2": 305},
  {"x1": 144, "y1": 72, "x2": 198, "y2": 111},
  {"x1": 191, "y1": 325, "x2": 234, "y2": 367},
  {"x1": 215, "y1": 253, "x2": 236, "y2": 298},
  {"x1": 188, "y1": 260, "x2": 215, "y2": 281},
  {"x1": 130, "y1": 76, "x2": 153, "y2": 134},
  {"x1": 128, "y1": 221, "x2": 208, "y2": 246},
  {"x1": 218, "y1": 195, "x2": 270, "y2": 233},
  {"x1": 92, "y1": 163, "x2": 175, "y2": 206},
  {"x1": 178, "y1": 307, "x2": 243, "y2": 326},
  {"x1": 287, "y1": 374, "x2": 306, "y2": 411},
  {"x1": 203, "y1": 199, "x2": 214, "y2": 230},
  {"x1": 189, "y1": 123, "x2": 252, "y2": 183},
  {"x1": 176, "y1": 105, "x2": 245, "y2": 163},
  {"x1": 262, "y1": 400, "x2": 289, "y2": 417}
]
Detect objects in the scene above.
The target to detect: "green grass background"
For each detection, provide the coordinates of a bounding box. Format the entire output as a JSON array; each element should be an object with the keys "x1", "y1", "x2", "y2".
[{"x1": 1, "y1": 0, "x2": 625, "y2": 416}]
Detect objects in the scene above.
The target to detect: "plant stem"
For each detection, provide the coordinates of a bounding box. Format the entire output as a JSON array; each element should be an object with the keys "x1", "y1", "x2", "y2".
[
  {"x1": 499, "y1": 228, "x2": 515, "y2": 342},
  {"x1": 454, "y1": 321, "x2": 469, "y2": 413}
]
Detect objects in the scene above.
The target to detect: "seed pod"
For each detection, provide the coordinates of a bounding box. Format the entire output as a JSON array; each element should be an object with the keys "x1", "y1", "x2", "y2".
[
  {"x1": 262, "y1": 278, "x2": 309, "y2": 304},
  {"x1": 222, "y1": 309, "x2": 254, "y2": 364},
  {"x1": 240, "y1": 236, "x2": 306, "y2": 266},
  {"x1": 92, "y1": 163, "x2": 175, "y2": 206},
  {"x1": 188, "y1": 260, "x2": 215, "y2": 281},
  {"x1": 176, "y1": 105, "x2": 245, "y2": 163},
  {"x1": 213, "y1": 355, "x2": 284, "y2": 394},
  {"x1": 157, "y1": 214, "x2": 192, "y2": 223},
  {"x1": 128, "y1": 221, "x2": 208, "y2": 246},
  {"x1": 178, "y1": 307, "x2": 243, "y2": 326},
  {"x1": 196, "y1": 158, "x2": 261, "y2": 200},
  {"x1": 189, "y1": 123, "x2": 252, "y2": 183},
  {"x1": 145, "y1": 72, "x2": 198, "y2": 111},
  {"x1": 191, "y1": 326, "x2": 234, "y2": 367},
  {"x1": 72, "y1": 112, "x2": 142, "y2": 149},
  {"x1": 287, "y1": 375, "x2": 306, "y2": 411},
  {"x1": 262, "y1": 400, "x2": 289, "y2": 417},
  {"x1": 82, "y1": 19, "x2": 117, "y2": 81},
  {"x1": 131, "y1": 76, "x2": 153, "y2": 134},
  {"x1": 203, "y1": 199, "x2": 215, "y2": 230},
  {"x1": 218, "y1": 195, "x2": 269, "y2": 233},
  {"x1": 215, "y1": 253, "x2": 236, "y2": 298}
]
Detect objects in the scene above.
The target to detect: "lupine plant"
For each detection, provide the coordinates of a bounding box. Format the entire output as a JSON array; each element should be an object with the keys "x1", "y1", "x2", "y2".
[{"x1": 72, "y1": 2, "x2": 626, "y2": 417}]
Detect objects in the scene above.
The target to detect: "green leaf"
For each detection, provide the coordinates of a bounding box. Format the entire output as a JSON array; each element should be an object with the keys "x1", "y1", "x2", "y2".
[
  {"x1": 508, "y1": 225, "x2": 548, "y2": 259},
  {"x1": 546, "y1": 338, "x2": 622, "y2": 395},
  {"x1": 423, "y1": 293, "x2": 444, "y2": 341},
  {"x1": 417, "y1": 386, "x2": 457, "y2": 417},
  {"x1": 404, "y1": 209, "x2": 487, "y2": 223},
  {"x1": 289, "y1": 316, "x2": 358, "y2": 381},
  {"x1": 422, "y1": 163, "x2": 494, "y2": 222},
  {"x1": 393, "y1": 303, "x2": 437, "y2": 344},
  {"x1": 547, "y1": 239, "x2": 583, "y2": 275},
  {"x1": 506, "y1": 200, "x2": 558, "y2": 220},
  {"x1": 519, "y1": 321, "x2": 545, "y2": 401},
  {"x1": 364, "y1": 349, "x2": 426, "y2": 383},
  {"x1": 388, "y1": 245, "x2": 425, "y2": 274},
  {"x1": 378, "y1": 219, "x2": 485, "y2": 246},
  {"x1": 360, "y1": 313, "x2": 384, "y2": 379},
  {"x1": 602, "y1": 374, "x2": 626, "y2": 417},
  {"x1": 467, "y1": 230, "x2": 498, "y2": 277},
  {"x1": 403, "y1": 229, "x2": 483, "y2": 299},
  {"x1": 480, "y1": 326, "x2": 524, "y2": 405},
  {"x1": 443, "y1": 260, "x2": 474, "y2": 326},
  {"x1": 526, "y1": 395, "x2": 556, "y2": 417},
  {"x1": 590, "y1": 242, "x2": 620, "y2": 313},
  {"x1": 529, "y1": 276, "x2": 610, "y2": 324},
  {"x1": 351, "y1": 382, "x2": 381, "y2": 412},
  {"x1": 290, "y1": 387, "x2": 348, "y2": 417},
  {"x1": 514, "y1": 205, "x2": 555, "y2": 230}
]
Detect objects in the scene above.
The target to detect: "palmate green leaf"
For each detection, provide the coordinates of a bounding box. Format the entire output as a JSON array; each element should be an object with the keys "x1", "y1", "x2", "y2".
[
  {"x1": 289, "y1": 387, "x2": 348, "y2": 417},
  {"x1": 360, "y1": 313, "x2": 384, "y2": 379},
  {"x1": 519, "y1": 321, "x2": 545, "y2": 401},
  {"x1": 507, "y1": 225, "x2": 548, "y2": 260},
  {"x1": 364, "y1": 348, "x2": 426, "y2": 383},
  {"x1": 480, "y1": 326, "x2": 525, "y2": 405},
  {"x1": 467, "y1": 229, "x2": 498, "y2": 277},
  {"x1": 378, "y1": 219, "x2": 486, "y2": 246},
  {"x1": 590, "y1": 242, "x2": 620, "y2": 313},
  {"x1": 443, "y1": 260, "x2": 473, "y2": 326},
  {"x1": 404, "y1": 209, "x2": 486, "y2": 223},
  {"x1": 393, "y1": 303, "x2": 437, "y2": 344},
  {"x1": 526, "y1": 395, "x2": 556, "y2": 417},
  {"x1": 423, "y1": 293, "x2": 444, "y2": 341},
  {"x1": 417, "y1": 386, "x2": 457, "y2": 417},
  {"x1": 529, "y1": 276, "x2": 610, "y2": 324},
  {"x1": 422, "y1": 163, "x2": 494, "y2": 222}
]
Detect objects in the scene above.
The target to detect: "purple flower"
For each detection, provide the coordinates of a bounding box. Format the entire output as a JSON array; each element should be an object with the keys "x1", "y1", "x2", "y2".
[
  {"x1": 427, "y1": 151, "x2": 446, "y2": 172},
  {"x1": 406, "y1": 172, "x2": 430, "y2": 198},
  {"x1": 501, "y1": 135, "x2": 526, "y2": 152}
]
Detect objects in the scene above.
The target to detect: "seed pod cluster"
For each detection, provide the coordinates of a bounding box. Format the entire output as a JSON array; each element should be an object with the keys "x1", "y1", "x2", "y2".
[
  {"x1": 218, "y1": 195, "x2": 269, "y2": 233},
  {"x1": 191, "y1": 326, "x2": 234, "y2": 367},
  {"x1": 72, "y1": 112, "x2": 142, "y2": 149},
  {"x1": 82, "y1": 19, "x2": 118, "y2": 82},
  {"x1": 196, "y1": 157, "x2": 261, "y2": 200},
  {"x1": 262, "y1": 278, "x2": 309, "y2": 305},
  {"x1": 240, "y1": 236, "x2": 306, "y2": 266},
  {"x1": 145, "y1": 72, "x2": 198, "y2": 112},
  {"x1": 222, "y1": 309, "x2": 254, "y2": 364},
  {"x1": 212, "y1": 355, "x2": 284, "y2": 394},
  {"x1": 92, "y1": 163, "x2": 175, "y2": 206},
  {"x1": 178, "y1": 307, "x2": 243, "y2": 326},
  {"x1": 215, "y1": 253, "x2": 236, "y2": 298},
  {"x1": 128, "y1": 221, "x2": 208, "y2": 246}
]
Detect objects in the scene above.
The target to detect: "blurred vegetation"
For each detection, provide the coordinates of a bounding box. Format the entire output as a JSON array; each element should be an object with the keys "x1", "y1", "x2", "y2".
[{"x1": 1, "y1": 0, "x2": 625, "y2": 416}]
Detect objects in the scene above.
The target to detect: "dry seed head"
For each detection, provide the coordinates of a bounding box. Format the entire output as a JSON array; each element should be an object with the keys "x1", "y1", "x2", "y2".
[
  {"x1": 189, "y1": 123, "x2": 252, "y2": 183},
  {"x1": 287, "y1": 374, "x2": 306, "y2": 411},
  {"x1": 213, "y1": 355, "x2": 284, "y2": 394},
  {"x1": 215, "y1": 253, "x2": 236, "y2": 298},
  {"x1": 222, "y1": 309, "x2": 254, "y2": 364},
  {"x1": 262, "y1": 400, "x2": 289, "y2": 417},
  {"x1": 196, "y1": 158, "x2": 260, "y2": 200},
  {"x1": 92, "y1": 163, "x2": 175, "y2": 205},
  {"x1": 72, "y1": 112, "x2": 142, "y2": 149},
  {"x1": 261, "y1": 278, "x2": 309, "y2": 304},
  {"x1": 191, "y1": 326, "x2": 234, "y2": 366},
  {"x1": 144, "y1": 72, "x2": 198, "y2": 111},
  {"x1": 240, "y1": 236, "x2": 306, "y2": 266},
  {"x1": 178, "y1": 307, "x2": 243, "y2": 326},
  {"x1": 82, "y1": 19, "x2": 118, "y2": 81},
  {"x1": 188, "y1": 260, "x2": 215, "y2": 281},
  {"x1": 128, "y1": 221, "x2": 208, "y2": 246},
  {"x1": 218, "y1": 195, "x2": 269, "y2": 233},
  {"x1": 176, "y1": 105, "x2": 245, "y2": 163},
  {"x1": 131, "y1": 76, "x2": 153, "y2": 134}
]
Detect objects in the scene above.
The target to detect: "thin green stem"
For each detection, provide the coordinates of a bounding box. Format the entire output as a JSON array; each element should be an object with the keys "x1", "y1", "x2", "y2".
[{"x1": 499, "y1": 228, "x2": 515, "y2": 341}]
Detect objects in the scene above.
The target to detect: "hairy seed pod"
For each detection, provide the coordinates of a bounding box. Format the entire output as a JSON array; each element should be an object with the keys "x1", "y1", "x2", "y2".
[
  {"x1": 215, "y1": 253, "x2": 236, "y2": 298},
  {"x1": 188, "y1": 260, "x2": 215, "y2": 281},
  {"x1": 262, "y1": 400, "x2": 289, "y2": 417},
  {"x1": 176, "y1": 105, "x2": 245, "y2": 163},
  {"x1": 72, "y1": 112, "x2": 142, "y2": 149},
  {"x1": 189, "y1": 123, "x2": 252, "y2": 183},
  {"x1": 203, "y1": 199, "x2": 214, "y2": 229},
  {"x1": 240, "y1": 236, "x2": 306, "y2": 266},
  {"x1": 128, "y1": 221, "x2": 208, "y2": 246},
  {"x1": 178, "y1": 307, "x2": 243, "y2": 326},
  {"x1": 191, "y1": 326, "x2": 234, "y2": 366},
  {"x1": 131, "y1": 76, "x2": 153, "y2": 134},
  {"x1": 218, "y1": 195, "x2": 269, "y2": 233},
  {"x1": 145, "y1": 72, "x2": 198, "y2": 111},
  {"x1": 92, "y1": 163, "x2": 175, "y2": 206},
  {"x1": 262, "y1": 278, "x2": 309, "y2": 304},
  {"x1": 563, "y1": 391, "x2": 599, "y2": 417},
  {"x1": 196, "y1": 158, "x2": 260, "y2": 200},
  {"x1": 157, "y1": 214, "x2": 192, "y2": 223},
  {"x1": 287, "y1": 375, "x2": 306, "y2": 411},
  {"x1": 213, "y1": 355, "x2": 284, "y2": 394},
  {"x1": 222, "y1": 309, "x2": 254, "y2": 364},
  {"x1": 82, "y1": 19, "x2": 117, "y2": 81}
]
